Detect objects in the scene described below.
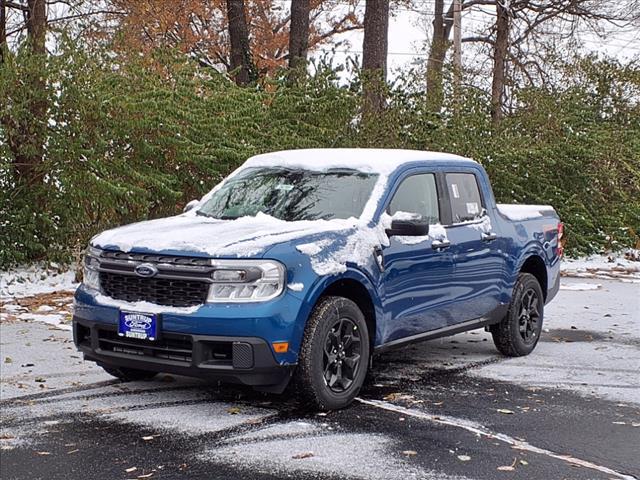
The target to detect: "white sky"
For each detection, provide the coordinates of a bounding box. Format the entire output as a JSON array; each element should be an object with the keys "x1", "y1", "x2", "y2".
[{"x1": 311, "y1": 5, "x2": 640, "y2": 78}]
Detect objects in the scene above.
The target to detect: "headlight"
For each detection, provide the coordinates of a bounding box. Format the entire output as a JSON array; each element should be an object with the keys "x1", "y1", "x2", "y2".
[
  {"x1": 207, "y1": 260, "x2": 285, "y2": 302},
  {"x1": 83, "y1": 245, "x2": 102, "y2": 291}
]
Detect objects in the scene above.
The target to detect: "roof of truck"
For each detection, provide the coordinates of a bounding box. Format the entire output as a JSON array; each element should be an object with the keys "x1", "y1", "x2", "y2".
[{"x1": 243, "y1": 148, "x2": 477, "y2": 175}]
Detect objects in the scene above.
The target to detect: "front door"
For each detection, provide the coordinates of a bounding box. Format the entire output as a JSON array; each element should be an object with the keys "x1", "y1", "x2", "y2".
[{"x1": 380, "y1": 171, "x2": 456, "y2": 344}]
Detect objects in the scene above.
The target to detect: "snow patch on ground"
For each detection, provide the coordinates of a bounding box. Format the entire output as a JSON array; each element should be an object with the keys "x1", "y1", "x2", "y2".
[
  {"x1": 0, "y1": 265, "x2": 78, "y2": 299},
  {"x1": 16, "y1": 312, "x2": 71, "y2": 331},
  {"x1": 559, "y1": 283, "x2": 601, "y2": 291},
  {"x1": 561, "y1": 252, "x2": 639, "y2": 280},
  {"x1": 204, "y1": 431, "x2": 459, "y2": 480},
  {"x1": 104, "y1": 403, "x2": 274, "y2": 436}
]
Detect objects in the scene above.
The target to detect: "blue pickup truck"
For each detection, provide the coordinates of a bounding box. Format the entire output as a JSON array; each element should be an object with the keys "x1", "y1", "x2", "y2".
[{"x1": 74, "y1": 149, "x2": 563, "y2": 409}]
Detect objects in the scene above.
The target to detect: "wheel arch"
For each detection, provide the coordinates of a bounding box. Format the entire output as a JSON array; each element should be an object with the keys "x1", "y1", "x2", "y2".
[
  {"x1": 305, "y1": 270, "x2": 381, "y2": 349},
  {"x1": 519, "y1": 254, "x2": 548, "y2": 300}
]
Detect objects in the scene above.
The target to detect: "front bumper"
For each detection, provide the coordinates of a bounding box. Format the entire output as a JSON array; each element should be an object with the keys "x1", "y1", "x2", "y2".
[{"x1": 73, "y1": 315, "x2": 295, "y2": 392}]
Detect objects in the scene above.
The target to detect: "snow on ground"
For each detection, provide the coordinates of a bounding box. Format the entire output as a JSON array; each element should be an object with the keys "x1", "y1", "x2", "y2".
[
  {"x1": 0, "y1": 264, "x2": 78, "y2": 299},
  {"x1": 560, "y1": 251, "x2": 640, "y2": 281},
  {"x1": 559, "y1": 283, "x2": 602, "y2": 291}
]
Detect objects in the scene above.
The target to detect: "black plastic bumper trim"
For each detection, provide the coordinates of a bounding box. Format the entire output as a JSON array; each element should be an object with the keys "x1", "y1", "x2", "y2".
[{"x1": 73, "y1": 315, "x2": 294, "y2": 392}]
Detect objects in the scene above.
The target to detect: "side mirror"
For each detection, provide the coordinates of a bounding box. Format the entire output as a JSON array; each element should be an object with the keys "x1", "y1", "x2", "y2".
[
  {"x1": 183, "y1": 199, "x2": 199, "y2": 213},
  {"x1": 386, "y1": 218, "x2": 429, "y2": 237}
]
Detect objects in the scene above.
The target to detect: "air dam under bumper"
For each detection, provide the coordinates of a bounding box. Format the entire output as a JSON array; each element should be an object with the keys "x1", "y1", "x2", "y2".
[{"x1": 73, "y1": 316, "x2": 295, "y2": 393}]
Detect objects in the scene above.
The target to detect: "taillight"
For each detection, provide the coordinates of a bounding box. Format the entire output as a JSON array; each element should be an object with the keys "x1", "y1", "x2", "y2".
[{"x1": 557, "y1": 222, "x2": 565, "y2": 257}]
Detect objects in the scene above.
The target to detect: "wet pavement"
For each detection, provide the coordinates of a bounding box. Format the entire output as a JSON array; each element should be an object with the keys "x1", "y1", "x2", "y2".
[{"x1": 1, "y1": 278, "x2": 639, "y2": 480}]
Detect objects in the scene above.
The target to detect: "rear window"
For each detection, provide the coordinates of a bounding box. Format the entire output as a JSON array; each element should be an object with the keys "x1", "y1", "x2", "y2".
[{"x1": 445, "y1": 173, "x2": 483, "y2": 223}]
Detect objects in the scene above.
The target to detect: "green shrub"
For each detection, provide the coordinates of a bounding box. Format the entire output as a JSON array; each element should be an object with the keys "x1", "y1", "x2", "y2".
[{"x1": 1, "y1": 44, "x2": 638, "y2": 268}]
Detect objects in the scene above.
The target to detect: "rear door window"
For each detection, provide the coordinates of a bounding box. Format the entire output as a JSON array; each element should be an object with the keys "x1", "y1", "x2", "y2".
[
  {"x1": 445, "y1": 173, "x2": 483, "y2": 223},
  {"x1": 388, "y1": 173, "x2": 440, "y2": 224}
]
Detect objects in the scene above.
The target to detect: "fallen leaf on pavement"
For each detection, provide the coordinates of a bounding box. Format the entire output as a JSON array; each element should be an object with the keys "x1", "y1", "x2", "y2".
[
  {"x1": 36, "y1": 451, "x2": 51, "y2": 456},
  {"x1": 497, "y1": 409, "x2": 514, "y2": 414},
  {"x1": 292, "y1": 452, "x2": 314, "y2": 459},
  {"x1": 497, "y1": 465, "x2": 515, "y2": 471},
  {"x1": 4, "y1": 357, "x2": 12, "y2": 363},
  {"x1": 401, "y1": 450, "x2": 417, "y2": 456},
  {"x1": 141, "y1": 436, "x2": 155, "y2": 441},
  {"x1": 457, "y1": 455, "x2": 471, "y2": 462},
  {"x1": 125, "y1": 467, "x2": 137, "y2": 473},
  {"x1": 67, "y1": 449, "x2": 79, "y2": 454},
  {"x1": 137, "y1": 473, "x2": 154, "y2": 479},
  {"x1": 227, "y1": 407, "x2": 241, "y2": 415}
]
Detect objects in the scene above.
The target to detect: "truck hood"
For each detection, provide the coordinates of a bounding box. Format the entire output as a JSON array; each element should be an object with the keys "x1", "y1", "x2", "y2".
[{"x1": 91, "y1": 212, "x2": 358, "y2": 258}]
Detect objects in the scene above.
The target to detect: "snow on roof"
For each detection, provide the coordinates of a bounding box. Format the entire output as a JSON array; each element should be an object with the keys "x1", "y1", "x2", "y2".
[{"x1": 243, "y1": 149, "x2": 476, "y2": 175}]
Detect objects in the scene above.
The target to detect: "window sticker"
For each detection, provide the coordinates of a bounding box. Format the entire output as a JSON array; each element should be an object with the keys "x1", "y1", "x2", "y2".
[
  {"x1": 451, "y1": 184, "x2": 460, "y2": 198},
  {"x1": 466, "y1": 202, "x2": 479, "y2": 215}
]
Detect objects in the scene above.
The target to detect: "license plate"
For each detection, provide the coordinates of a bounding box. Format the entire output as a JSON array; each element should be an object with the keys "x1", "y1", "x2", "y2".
[{"x1": 118, "y1": 311, "x2": 158, "y2": 341}]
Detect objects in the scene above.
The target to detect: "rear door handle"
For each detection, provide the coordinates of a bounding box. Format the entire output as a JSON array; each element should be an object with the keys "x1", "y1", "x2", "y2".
[
  {"x1": 432, "y1": 240, "x2": 451, "y2": 251},
  {"x1": 482, "y1": 232, "x2": 498, "y2": 242}
]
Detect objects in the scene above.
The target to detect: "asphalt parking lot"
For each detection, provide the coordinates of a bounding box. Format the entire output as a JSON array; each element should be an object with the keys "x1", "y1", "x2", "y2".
[{"x1": 1, "y1": 277, "x2": 639, "y2": 480}]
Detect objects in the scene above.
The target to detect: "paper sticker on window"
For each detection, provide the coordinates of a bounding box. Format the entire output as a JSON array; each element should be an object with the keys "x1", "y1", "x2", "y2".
[
  {"x1": 466, "y1": 202, "x2": 479, "y2": 215},
  {"x1": 451, "y1": 184, "x2": 460, "y2": 198}
]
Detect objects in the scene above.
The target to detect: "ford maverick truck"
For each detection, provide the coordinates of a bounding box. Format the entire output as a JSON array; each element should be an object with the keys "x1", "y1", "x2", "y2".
[{"x1": 74, "y1": 149, "x2": 563, "y2": 409}]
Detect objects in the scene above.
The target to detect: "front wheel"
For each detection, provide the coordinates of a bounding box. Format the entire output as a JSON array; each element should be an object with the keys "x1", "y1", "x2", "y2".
[
  {"x1": 491, "y1": 273, "x2": 544, "y2": 357},
  {"x1": 293, "y1": 296, "x2": 370, "y2": 411}
]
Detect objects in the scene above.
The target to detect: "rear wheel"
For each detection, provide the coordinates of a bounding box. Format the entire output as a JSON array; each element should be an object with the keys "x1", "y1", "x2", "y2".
[
  {"x1": 293, "y1": 296, "x2": 370, "y2": 410},
  {"x1": 101, "y1": 365, "x2": 158, "y2": 381},
  {"x1": 491, "y1": 273, "x2": 544, "y2": 357}
]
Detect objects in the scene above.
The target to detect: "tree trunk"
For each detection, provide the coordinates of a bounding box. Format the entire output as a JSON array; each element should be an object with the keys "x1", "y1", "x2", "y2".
[
  {"x1": 9, "y1": 0, "x2": 48, "y2": 186},
  {"x1": 425, "y1": 1, "x2": 457, "y2": 112},
  {"x1": 226, "y1": 0, "x2": 255, "y2": 86},
  {"x1": 491, "y1": 0, "x2": 509, "y2": 126},
  {"x1": 0, "y1": 0, "x2": 6, "y2": 63},
  {"x1": 362, "y1": 0, "x2": 389, "y2": 117},
  {"x1": 27, "y1": 0, "x2": 46, "y2": 54},
  {"x1": 426, "y1": 0, "x2": 445, "y2": 112},
  {"x1": 288, "y1": 0, "x2": 310, "y2": 71}
]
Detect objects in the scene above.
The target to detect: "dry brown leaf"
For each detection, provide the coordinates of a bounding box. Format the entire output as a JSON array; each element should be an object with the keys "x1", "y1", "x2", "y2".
[{"x1": 292, "y1": 452, "x2": 314, "y2": 459}]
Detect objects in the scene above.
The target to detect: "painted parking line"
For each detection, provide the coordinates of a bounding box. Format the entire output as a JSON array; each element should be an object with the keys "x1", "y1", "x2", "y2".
[{"x1": 356, "y1": 397, "x2": 638, "y2": 480}]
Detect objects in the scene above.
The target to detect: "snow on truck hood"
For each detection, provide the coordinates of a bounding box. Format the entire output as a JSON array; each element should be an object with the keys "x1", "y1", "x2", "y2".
[{"x1": 91, "y1": 212, "x2": 359, "y2": 258}]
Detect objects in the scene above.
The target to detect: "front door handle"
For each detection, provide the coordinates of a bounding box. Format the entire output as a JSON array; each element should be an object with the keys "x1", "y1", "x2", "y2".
[
  {"x1": 432, "y1": 239, "x2": 451, "y2": 251},
  {"x1": 482, "y1": 232, "x2": 498, "y2": 242}
]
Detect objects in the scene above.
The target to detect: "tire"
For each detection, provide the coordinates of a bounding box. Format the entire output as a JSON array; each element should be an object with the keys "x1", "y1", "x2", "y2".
[
  {"x1": 101, "y1": 365, "x2": 158, "y2": 382},
  {"x1": 293, "y1": 296, "x2": 370, "y2": 411},
  {"x1": 491, "y1": 273, "x2": 544, "y2": 357}
]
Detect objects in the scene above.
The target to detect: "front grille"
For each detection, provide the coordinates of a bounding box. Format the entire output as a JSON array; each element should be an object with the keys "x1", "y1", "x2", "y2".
[
  {"x1": 100, "y1": 250, "x2": 211, "y2": 267},
  {"x1": 98, "y1": 329, "x2": 194, "y2": 363},
  {"x1": 100, "y1": 272, "x2": 209, "y2": 307}
]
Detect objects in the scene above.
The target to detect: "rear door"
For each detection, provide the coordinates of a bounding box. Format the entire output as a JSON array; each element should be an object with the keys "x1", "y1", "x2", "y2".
[
  {"x1": 442, "y1": 171, "x2": 504, "y2": 323},
  {"x1": 380, "y1": 170, "x2": 456, "y2": 344}
]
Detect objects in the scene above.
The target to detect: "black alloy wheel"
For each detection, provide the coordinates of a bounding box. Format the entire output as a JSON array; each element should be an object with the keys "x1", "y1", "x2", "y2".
[
  {"x1": 323, "y1": 318, "x2": 363, "y2": 392},
  {"x1": 518, "y1": 288, "x2": 541, "y2": 345}
]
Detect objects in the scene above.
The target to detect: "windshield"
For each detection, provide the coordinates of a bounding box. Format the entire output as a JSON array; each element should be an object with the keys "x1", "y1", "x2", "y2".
[{"x1": 197, "y1": 167, "x2": 378, "y2": 221}]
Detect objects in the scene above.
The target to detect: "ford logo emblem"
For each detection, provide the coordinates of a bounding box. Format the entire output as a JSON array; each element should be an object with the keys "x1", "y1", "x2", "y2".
[
  {"x1": 124, "y1": 314, "x2": 152, "y2": 330},
  {"x1": 135, "y1": 263, "x2": 158, "y2": 278}
]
